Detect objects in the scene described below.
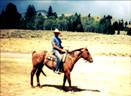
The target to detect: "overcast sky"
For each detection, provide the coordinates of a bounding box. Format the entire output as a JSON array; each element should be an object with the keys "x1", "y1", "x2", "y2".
[{"x1": 0, "y1": 0, "x2": 131, "y2": 21}]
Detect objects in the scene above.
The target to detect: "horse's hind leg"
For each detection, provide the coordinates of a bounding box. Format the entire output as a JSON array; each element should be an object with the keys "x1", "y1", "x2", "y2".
[
  {"x1": 36, "y1": 64, "x2": 43, "y2": 87},
  {"x1": 36, "y1": 69, "x2": 41, "y2": 87},
  {"x1": 31, "y1": 66, "x2": 37, "y2": 87}
]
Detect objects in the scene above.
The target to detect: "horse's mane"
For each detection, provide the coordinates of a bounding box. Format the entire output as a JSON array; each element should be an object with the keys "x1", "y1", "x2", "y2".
[{"x1": 68, "y1": 48, "x2": 83, "y2": 54}]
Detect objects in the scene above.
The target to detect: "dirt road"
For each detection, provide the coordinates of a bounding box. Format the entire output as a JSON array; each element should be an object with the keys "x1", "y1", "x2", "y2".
[{"x1": 0, "y1": 52, "x2": 131, "y2": 96}]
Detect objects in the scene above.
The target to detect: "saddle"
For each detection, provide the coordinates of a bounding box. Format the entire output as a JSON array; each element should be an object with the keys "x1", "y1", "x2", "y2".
[
  {"x1": 46, "y1": 51, "x2": 68, "y2": 63},
  {"x1": 44, "y1": 51, "x2": 68, "y2": 73}
]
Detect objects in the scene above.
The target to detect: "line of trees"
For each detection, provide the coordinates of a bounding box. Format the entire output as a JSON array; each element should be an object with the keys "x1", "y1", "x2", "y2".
[{"x1": 0, "y1": 2, "x2": 131, "y2": 35}]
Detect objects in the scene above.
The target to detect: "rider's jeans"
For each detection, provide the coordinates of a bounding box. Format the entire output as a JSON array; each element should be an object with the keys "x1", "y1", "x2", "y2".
[{"x1": 53, "y1": 49, "x2": 62, "y2": 71}]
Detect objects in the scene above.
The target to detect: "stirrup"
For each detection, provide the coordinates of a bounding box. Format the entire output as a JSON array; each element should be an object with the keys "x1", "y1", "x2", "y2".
[{"x1": 55, "y1": 70, "x2": 61, "y2": 74}]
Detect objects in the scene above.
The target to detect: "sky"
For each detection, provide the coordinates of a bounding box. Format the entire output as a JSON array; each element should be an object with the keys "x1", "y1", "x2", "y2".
[{"x1": 0, "y1": 0, "x2": 131, "y2": 21}]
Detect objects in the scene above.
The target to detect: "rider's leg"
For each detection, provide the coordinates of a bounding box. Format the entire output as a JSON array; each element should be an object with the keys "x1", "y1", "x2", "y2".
[{"x1": 53, "y1": 50, "x2": 62, "y2": 73}]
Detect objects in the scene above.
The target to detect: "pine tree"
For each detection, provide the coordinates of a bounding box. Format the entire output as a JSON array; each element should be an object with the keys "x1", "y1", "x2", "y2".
[
  {"x1": 47, "y1": 5, "x2": 57, "y2": 18},
  {"x1": 25, "y1": 4, "x2": 36, "y2": 29},
  {"x1": 47, "y1": 6, "x2": 53, "y2": 17},
  {"x1": 25, "y1": 5, "x2": 36, "y2": 20},
  {"x1": 0, "y1": 3, "x2": 21, "y2": 28}
]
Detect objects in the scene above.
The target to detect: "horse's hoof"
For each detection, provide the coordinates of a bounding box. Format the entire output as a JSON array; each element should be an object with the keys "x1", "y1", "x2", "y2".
[
  {"x1": 39, "y1": 85, "x2": 42, "y2": 88},
  {"x1": 36, "y1": 84, "x2": 41, "y2": 87}
]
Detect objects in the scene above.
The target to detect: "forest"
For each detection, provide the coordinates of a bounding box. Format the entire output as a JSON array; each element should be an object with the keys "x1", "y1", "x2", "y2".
[{"x1": 0, "y1": 2, "x2": 131, "y2": 35}]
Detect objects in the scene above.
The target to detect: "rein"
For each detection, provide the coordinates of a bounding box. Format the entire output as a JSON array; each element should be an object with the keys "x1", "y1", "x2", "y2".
[
  {"x1": 62, "y1": 50, "x2": 68, "y2": 62},
  {"x1": 74, "y1": 49, "x2": 83, "y2": 61},
  {"x1": 68, "y1": 48, "x2": 83, "y2": 62}
]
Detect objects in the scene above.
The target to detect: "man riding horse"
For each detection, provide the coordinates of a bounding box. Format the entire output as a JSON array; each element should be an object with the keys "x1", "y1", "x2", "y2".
[
  {"x1": 52, "y1": 28, "x2": 66, "y2": 74},
  {"x1": 31, "y1": 29, "x2": 93, "y2": 88}
]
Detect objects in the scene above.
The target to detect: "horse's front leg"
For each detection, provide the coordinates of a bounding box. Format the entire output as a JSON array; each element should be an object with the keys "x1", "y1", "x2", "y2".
[
  {"x1": 65, "y1": 71, "x2": 71, "y2": 87},
  {"x1": 62, "y1": 74, "x2": 67, "y2": 89}
]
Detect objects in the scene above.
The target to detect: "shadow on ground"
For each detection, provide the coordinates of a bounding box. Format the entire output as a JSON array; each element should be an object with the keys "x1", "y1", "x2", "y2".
[{"x1": 41, "y1": 84, "x2": 100, "y2": 92}]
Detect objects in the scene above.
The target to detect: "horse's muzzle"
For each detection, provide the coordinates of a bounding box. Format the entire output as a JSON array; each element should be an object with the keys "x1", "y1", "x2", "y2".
[{"x1": 89, "y1": 58, "x2": 93, "y2": 63}]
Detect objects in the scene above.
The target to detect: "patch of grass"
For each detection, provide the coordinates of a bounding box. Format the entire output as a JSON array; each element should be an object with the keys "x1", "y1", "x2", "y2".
[
  {"x1": 0, "y1": 29, "x2": 131, "y2": 56},
  {"x1": 0, "y1": 29, "x2": 43, "y2": 38}
]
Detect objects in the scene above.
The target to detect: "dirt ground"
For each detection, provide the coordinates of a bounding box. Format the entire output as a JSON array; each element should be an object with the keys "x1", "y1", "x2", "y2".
[
  {"x1": 0, "y1": 29, "x2": 131, "y2": 96},
  {"x1": 0, "y1": 52, "x2": 131, "y2": 96}
]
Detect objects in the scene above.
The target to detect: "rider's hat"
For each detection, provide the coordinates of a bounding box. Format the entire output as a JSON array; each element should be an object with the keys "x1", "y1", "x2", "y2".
[{"x1": 54, "y1": 28, "x2": 61, "y2": 34}]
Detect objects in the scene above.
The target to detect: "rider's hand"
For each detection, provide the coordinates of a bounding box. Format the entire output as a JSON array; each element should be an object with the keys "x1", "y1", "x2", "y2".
[{"x1": 61, "y1": 49, "x2": 66, "y2": 53}]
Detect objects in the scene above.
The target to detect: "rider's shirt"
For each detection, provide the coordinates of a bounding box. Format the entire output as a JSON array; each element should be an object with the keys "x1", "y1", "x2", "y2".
[{"x1": 52, "y1": 35, "x2": 63, "y2": 51}]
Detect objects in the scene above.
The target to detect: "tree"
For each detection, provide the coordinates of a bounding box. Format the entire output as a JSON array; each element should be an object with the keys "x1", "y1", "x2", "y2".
[
  {"x1": 112, "y1": 21, "x2": 118, "y2": 34},
  {"x1": 47, "y1": 6, "x2": 53, "y2": 17},
  {"x1": 47, "y1": 5, "x2": 57, "y2": 18},
  {"x1": 98, "y1": 15, "x2": 114, "y2": 34},
  {"x1": 81, "y1": 15, "x2": 98, "y2": 32},
  {"x1": 0, "y1": 10, "x2": 6, "y2": 28},
  {"x1": 88, "y1": 13, "x2": 91, "y2": 18},
  {"x1": 35, "y1": 14, "x2": 45, "y2": 30},
  {"x1": 125, "y1": 21, "x2": 128, "y2": 27},
  {"x1": 129, "y1": 21, "x2": 131, "y2": 25},
  {"x1": 56, "y1": 14, "x2": 68, "y2": 31},
  {"x1": 98, "y1": 16, "x2": 106, "y2": 33},
  {"x1": 25, "y1": 4, "x2": 36, "y2": 29},
  {"x1": 44, "y1": 18, "x2": 57, "y2": 30},
  {"x1": 105, "y1": 15, "x2": 114, "y2": 34},
  {"x1": 127, "y1": 28, "x2": 131, "y2": 35},
  {"x1": 75, "y1": 14, "x2": 84, "y2": 32},
  {"x1": 0, "y1": 3, "x2": 21, "y2": 28},
  {"x1": 25, "y1": 5, "x2": 36, "y2": 19},
  {"x1": 119, "y1": 19, "x2": 124, "y2": 31},
  {"x1": 66, "y1": 13, "x2": 84, "y2": 32}
]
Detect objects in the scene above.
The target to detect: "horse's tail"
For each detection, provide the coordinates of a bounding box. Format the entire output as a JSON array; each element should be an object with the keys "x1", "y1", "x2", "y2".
[
  {"x1": 41, "y1": 69, "x2": 47, "y2": 77},
  {"x1": 32, "y1": 51, "x2": 36, "y2": 56}
]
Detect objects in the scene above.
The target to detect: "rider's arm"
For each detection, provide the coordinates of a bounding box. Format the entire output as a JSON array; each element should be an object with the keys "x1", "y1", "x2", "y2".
[{"x1": 52, "y1": 42, "x2": 65, "y2": 53}]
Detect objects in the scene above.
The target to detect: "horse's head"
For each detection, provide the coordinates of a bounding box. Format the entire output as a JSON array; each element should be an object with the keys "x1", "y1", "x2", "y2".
[{"x1": 81, "y1": 48, "x2": 93, "y2": 63}]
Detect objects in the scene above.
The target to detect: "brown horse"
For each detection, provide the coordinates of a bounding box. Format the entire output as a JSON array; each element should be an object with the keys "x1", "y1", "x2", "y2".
[{"x1": 31, "y1": 48, "x2": 93, "y2": 89}]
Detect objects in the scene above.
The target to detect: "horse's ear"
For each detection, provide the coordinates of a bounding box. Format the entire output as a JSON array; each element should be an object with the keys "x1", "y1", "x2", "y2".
[
  {"x1": 84, "y1": 46, "x2": 88, "y2": 51},
  {"x1": 81, "y1": 47, "x2": 86, "y2": 52}
]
